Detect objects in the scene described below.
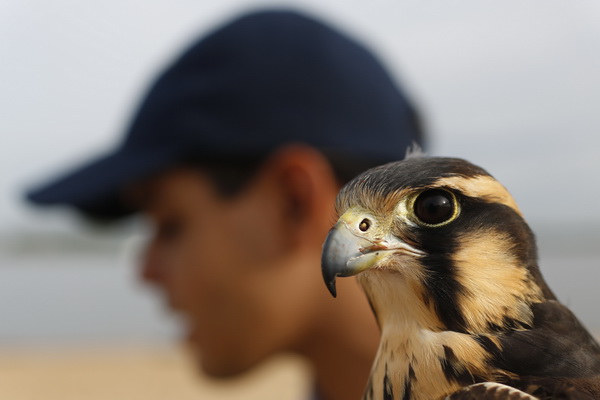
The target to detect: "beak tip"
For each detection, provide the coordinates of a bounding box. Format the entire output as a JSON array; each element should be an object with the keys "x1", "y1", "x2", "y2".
[{"x1": 326, "y1": 279, "x2": 338, "y2": 298}]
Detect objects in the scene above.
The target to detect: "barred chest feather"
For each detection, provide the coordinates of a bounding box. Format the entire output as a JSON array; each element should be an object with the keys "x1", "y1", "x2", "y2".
[
  {"x1": 357, "y1": 269, "x2": 506, "y2": 400},
  {"x1": 363, "y1": 325, "x2": 496, "y2": 400}
]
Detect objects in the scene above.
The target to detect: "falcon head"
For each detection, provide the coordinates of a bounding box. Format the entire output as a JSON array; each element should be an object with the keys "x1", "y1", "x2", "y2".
[{"x1": 322, "y1": 157, "x2": 553, "y2": 334}]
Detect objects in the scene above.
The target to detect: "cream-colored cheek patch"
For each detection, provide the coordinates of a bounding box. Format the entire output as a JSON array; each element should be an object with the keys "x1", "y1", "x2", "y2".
[{"x1": 452, "y1": 230, "x2": 542, "y2": 333}]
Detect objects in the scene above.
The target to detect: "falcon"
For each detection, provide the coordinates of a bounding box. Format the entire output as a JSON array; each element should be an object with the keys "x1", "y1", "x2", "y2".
[{"x1": 321, "y1": 156, "x2": 600, "y2": 399}]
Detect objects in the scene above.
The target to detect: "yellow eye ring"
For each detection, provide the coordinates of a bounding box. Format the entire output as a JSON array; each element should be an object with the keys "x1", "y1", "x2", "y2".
[{"x1": 408, "y1": 189, "x2": 460, "y2": 227}]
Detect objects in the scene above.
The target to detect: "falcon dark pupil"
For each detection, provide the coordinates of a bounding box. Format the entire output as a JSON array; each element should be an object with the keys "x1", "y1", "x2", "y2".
[
  {"x1": 359, "y1": 219, "x2": 370, "y2": 232},
  {"x1": 414, "y1": 189, "x2": 454, "y2": 225}
]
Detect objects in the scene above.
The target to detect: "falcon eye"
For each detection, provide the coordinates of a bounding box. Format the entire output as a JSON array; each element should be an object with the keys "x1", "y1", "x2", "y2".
[
  {"x1": 412, "y1": 189, "x2": 458, "y2": 227},
  {"x1": 359, "y1": 219, "x2": 371, "y2": 232}
]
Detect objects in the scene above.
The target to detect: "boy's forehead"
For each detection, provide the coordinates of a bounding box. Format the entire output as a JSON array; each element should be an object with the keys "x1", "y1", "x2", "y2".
[
  {"x1": 122, "y1": 168, "x2": 193, "y2": 210},
  {"x1": 124, "y1": 166, "x2": 234, "y2": 214}
]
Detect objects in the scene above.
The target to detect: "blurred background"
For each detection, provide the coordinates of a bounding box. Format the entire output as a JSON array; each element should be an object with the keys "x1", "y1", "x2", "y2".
[{"x1": 2, "y1": 0, "x2": 599, "y2": 399}]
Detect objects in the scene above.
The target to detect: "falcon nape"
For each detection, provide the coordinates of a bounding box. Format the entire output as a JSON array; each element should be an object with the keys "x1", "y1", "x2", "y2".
[{"x1": 321, "y1": 156, "x2": 600, "y2": 400}]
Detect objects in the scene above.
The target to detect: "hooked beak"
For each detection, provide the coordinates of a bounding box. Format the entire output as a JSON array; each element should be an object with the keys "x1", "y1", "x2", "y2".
[
  {"x1": 321, "y1": 221, "x2": 373, "y2": 297},
  {"x1": 321, "y1": 213, "x2": 422, "y2": 298}
]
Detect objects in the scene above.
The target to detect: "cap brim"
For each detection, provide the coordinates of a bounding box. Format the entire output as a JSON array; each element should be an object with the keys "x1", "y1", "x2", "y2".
[{"x1": 26, "y1": 145, "x2": 182, "y2": 219}]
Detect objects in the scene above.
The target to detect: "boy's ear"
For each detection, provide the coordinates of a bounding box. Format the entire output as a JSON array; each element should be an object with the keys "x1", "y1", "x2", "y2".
[{"x1": 262, "y1": 145, "x2": 340, "y2": 244}]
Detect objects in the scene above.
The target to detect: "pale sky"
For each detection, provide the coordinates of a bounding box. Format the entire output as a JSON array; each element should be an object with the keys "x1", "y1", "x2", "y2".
[
  {"x1": 1, "y1": 1, "x2": 600, "y2": 344},
  {"x1": 2, "y1": 0, "x2": 600, "y2": 231}
]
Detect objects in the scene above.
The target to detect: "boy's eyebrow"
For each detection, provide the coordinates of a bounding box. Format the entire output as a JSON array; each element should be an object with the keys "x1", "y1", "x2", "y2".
[{"x1": 122, "y1": 179, "x2": 160, "y2": 211}]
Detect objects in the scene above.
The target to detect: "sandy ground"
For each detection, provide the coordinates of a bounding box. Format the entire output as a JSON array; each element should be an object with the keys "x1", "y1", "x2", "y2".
[
  {"x1": 6, "y1": 335, "x2": 599, "y2": 399},
  {"x1": 0, "y1": 346, "x2": 311, "y2": 400}
]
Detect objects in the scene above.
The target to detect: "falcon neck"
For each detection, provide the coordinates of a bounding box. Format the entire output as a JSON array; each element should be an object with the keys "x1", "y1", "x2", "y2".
[{"x1": 358, "y1": 272, "x2": 493, "y2": 400}]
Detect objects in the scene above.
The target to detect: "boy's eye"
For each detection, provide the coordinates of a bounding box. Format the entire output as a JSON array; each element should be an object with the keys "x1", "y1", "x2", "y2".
[{"x1": 156, "y1": 218, "x2": 183, "y2": 240}]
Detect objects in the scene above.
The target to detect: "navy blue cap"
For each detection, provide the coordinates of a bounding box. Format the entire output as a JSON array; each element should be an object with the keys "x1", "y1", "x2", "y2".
[{"x1": 26, "y1": 9, "x2": 423, "y2": 218}]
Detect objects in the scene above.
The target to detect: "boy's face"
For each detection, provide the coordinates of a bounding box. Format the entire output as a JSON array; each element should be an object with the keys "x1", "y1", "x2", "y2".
[{"x1": 136, "y1": 167, "x2": 325, "y2": 377}]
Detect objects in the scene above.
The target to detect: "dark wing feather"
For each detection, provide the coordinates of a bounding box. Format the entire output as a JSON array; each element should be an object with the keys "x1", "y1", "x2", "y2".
[{"x1": 481, "y1": 300, "x2": 600, "y2": 397}]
